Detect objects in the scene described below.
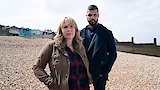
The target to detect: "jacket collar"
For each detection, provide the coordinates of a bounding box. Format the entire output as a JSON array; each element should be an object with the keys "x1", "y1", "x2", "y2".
[{"x1": 53, "y1": 40, "x2": 82, "y2": 57}]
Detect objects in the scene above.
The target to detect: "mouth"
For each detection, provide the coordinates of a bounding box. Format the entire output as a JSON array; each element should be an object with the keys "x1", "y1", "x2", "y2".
[
  {"x1": 66, "y1": 33, "x2": 72, "y2": 36},
  {"x1": 89, "y1": 19, "x2": 95, "y2": 23},
  {"x1": 90, "y1": 19, "x2": 96, "y2": 22}
]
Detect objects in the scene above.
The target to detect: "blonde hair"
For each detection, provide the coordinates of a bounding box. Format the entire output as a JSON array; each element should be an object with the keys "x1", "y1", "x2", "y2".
[{"x1": 53, "y1": 17, "x2": 82, "y2": 47}]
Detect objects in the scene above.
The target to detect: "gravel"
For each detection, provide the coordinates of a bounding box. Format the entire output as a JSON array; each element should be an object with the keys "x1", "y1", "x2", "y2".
[{"x1": 0, "y1": 36, "x2": 160, "y2": 90}]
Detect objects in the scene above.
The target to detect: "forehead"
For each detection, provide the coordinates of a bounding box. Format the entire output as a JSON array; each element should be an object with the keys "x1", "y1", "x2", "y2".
[
  {"x1": 63, "y1": 22, "x2": 72, "y2": 25},
  {"x1": 61, "y1": 20, "x2": 75, "y2": 27},
  {"x1": 87, "y1": 9, "x2": 98, "y2": 14}
]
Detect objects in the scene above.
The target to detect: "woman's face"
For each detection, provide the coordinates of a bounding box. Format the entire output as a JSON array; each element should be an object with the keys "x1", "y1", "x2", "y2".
[{"x1": 61, "y1": 22, "x2": 75, "y2": 40}]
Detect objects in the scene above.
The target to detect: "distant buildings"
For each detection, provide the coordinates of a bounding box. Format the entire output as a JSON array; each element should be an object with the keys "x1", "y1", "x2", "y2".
[
  {"x1": 19, "y1": 28, "x2": 41, "y2": 36},
  {"x1": 0, "y1": 24, "x2": 55, "y2": 38},
  {"x1": 0, "y1": 25, "x2": 9, "y2": 35},
  {"x1": 8, "y1": 26, "x2": 20, "y2": 36}
]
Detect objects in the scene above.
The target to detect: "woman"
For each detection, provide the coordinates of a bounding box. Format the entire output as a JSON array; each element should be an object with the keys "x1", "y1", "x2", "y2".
[{"x1": 33, "y1": 17, "x2": 92, "y2": 90}]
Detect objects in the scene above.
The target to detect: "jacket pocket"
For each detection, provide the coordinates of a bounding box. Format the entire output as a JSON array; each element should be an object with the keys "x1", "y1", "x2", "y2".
[
  {"x1": 48, "y1": 84, "x2": 59, "y2": 90},
  {"x1": 50, "y1": 56, "x2": 61, "y2": 85},
  {"x1": 46, "y1": 77, "x2": 59, "y2": 90}
]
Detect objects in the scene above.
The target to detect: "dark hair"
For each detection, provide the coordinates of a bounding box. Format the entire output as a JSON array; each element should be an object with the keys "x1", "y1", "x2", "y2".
[{"x1": 87, "y1": 5, "x2": 99, "y2": 11}]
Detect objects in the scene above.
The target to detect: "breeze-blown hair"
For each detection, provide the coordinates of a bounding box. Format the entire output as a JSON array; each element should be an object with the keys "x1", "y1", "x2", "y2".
[{"x1": 53, "y1": 17, "x2": 82, "y2": 48}]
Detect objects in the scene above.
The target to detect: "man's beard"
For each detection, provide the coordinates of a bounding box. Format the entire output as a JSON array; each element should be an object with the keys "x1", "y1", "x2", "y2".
[{"x1": 88, "y1": 19, "x2": 98, "y2": 27}]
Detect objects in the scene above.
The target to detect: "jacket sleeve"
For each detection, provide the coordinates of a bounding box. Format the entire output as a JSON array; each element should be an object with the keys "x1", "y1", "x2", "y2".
[
  {"x1": 32, "y1": 42, "x2": 55, "y2": 88},
  {"x1": 107, "y1": 31, "x2": 117, "y2": 73}
]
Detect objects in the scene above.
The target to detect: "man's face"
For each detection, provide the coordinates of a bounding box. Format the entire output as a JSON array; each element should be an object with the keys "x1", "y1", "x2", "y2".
[{"x1": 86, "y1": 9, "x2": 99, "y2": 27}]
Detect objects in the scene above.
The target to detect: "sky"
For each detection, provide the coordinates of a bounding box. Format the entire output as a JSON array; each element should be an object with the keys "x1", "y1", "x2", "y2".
[{"x1": 0, "y1": 0, "x2": 160, "y2": 45}]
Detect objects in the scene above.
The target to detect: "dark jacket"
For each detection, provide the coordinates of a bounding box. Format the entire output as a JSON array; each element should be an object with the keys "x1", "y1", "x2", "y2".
[{"x1": 80, "y1": 23, "x2": 117, "y2": 83}]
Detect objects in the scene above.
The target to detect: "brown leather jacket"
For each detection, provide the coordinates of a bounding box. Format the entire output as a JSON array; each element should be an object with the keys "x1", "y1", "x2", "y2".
[{"x1": 32, "y1": 41, "x2": 92, "y2": 90}]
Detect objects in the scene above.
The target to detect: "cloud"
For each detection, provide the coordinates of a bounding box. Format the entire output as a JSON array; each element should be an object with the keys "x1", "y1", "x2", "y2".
[
  {"x1": 0, "y1": 0, "x2": 159, "y2": 44},
  {"x1": 104, "y1": 0, "x2": 160, "y2": 44}
]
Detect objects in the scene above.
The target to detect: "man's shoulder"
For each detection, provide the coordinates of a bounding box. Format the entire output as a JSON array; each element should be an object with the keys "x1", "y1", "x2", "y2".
[
  {"x1": 80, "y1": 28, "x2": 86, "y2": 32},
  {"x1": 80, "y1": 25, "x2": 89, "y2": 35},
  {"x1": 80, "y1": 25, "x2": 89, "y2": 31},
  {"x1": 97, "y1": 23, "x2": 112, "y2": 33}
]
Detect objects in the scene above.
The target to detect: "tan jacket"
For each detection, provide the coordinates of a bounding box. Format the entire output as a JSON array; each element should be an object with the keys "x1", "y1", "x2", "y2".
[{"x1": 32, "y1": 41, "x2": 92, "y2": 90}]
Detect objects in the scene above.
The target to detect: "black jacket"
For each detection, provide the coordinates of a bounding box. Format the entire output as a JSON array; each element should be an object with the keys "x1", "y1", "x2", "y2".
[{"x1": 80, "y1": 23, "x2": 117, "y2": 82}]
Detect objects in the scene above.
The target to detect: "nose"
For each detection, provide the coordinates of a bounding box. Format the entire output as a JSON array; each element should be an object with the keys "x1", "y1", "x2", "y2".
[
  {"x1": 89, "y1": 15, "x2": 93, "y2": 18},
  {"x1": 90, "y1": 15, "x2": 95, "y2": 20},
  {"x1": 66, "y1": 27, "x2": 72, "y2": 31}
]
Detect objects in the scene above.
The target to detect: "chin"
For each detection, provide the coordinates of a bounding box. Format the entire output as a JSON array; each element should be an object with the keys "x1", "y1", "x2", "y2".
[{"x1": 66, "y1": 37, "x2": 74, "y2": 40}]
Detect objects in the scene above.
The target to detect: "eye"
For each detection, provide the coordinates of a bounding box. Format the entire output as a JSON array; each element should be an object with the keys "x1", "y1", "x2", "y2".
[
  {"x1": 70, "y1": 25, "x2": 74, "y2": 28},
  {"x1": 88, "y1": 14, "x2": 92, "y2": 16},
  {"x1": 94, "y1": 14, "x2": 97, "y2": 16},
  {"x1": 64, "y1": 26, "x2": 68, "y2": 28}
]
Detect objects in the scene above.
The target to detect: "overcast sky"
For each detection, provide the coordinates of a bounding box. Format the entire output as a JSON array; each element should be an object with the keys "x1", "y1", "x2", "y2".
[{"x1": 0, "y1": 0, "x2": 160, "y2": 45}]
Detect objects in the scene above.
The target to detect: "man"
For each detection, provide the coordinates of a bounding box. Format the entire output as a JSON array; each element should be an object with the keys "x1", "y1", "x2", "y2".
[{"x1": 80, "y1": 5, "x2": 117, "y2": 90}]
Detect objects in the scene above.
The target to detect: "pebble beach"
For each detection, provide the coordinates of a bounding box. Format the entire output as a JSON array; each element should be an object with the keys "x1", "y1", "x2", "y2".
[{"x1": 0, "y1": 36, "x2": 160, "y2": 90}]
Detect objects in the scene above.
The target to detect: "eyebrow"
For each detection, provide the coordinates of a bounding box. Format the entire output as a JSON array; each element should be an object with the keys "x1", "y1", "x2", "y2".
[{"x1": 87, "y1": 14, "x2": 97, "y2": 16}]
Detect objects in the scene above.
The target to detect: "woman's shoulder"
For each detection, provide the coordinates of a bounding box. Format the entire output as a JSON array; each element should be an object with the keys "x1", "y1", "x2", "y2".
[
  {"x1": 47, "y1": 40, "x2": 54, "y2": 44},
  {"x1": 45, "y1": 40, "x2": 55, "y2": 45},
  {"x1": 42, "y1": 41, "x2": 55, "y2": 50}
]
